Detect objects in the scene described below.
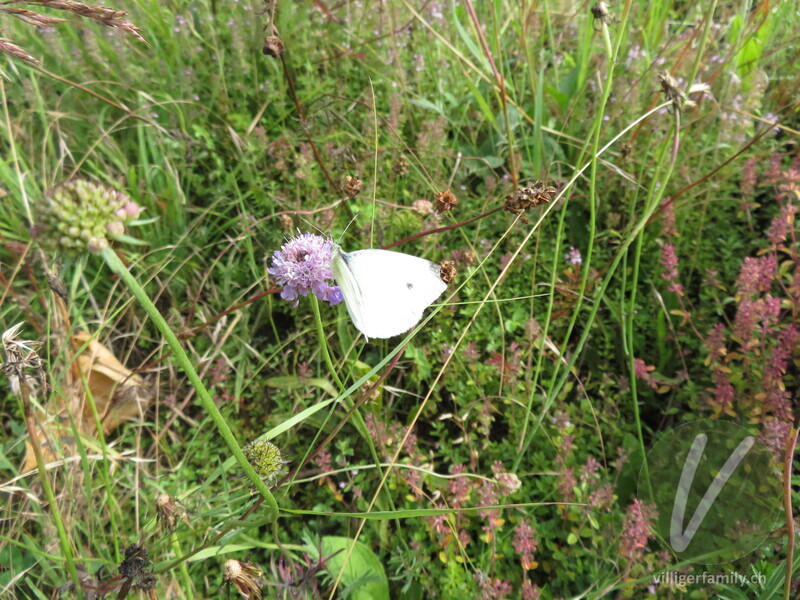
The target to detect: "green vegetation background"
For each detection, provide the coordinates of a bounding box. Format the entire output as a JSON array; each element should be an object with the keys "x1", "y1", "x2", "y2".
[{"x1": 0, "y1": 1, "x2": 798, "y2": 599}]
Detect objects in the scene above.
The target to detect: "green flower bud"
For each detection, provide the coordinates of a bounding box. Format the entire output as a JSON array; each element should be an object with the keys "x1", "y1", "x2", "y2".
[
  {"x1": 242, "y1": 439, "x2": 284, "y2": 487},
  {"x1": 33, "y1": 179, "x2": 140, "y2": 255}
]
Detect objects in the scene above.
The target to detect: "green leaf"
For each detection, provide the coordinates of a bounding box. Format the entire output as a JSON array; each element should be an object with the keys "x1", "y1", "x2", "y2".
[
  {"x1": 567, "y1": 532, "x2": 579, "y2": 545},
  {"x1": 320, "y1": 536, "x2": 389, "y2": 600}
]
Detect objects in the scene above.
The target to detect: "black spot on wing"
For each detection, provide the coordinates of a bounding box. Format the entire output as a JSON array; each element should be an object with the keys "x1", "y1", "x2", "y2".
[{"x1": 407, "y1": 282, "x2": 414, "y2": 289}]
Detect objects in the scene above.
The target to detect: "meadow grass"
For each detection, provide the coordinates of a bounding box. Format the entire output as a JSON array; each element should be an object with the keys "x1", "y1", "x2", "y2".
[{"x1": 1, "y1": 0, "x2": 799, "y2": 598}]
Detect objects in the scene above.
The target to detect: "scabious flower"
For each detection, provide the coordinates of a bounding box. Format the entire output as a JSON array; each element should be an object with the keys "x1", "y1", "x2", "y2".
[
  {"x1": 267, "y1": 233, "x2": 342, "y2": 305},
  {"x1": 33, "y1": 179, "x2": 143, "y2": 254},
  {"x1": 223, "y1": 559, "x2": 263, "y2": 600}
]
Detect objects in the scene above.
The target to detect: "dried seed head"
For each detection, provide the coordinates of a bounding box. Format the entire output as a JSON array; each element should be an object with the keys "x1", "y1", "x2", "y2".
[
  {"x1": 503, "y1": 181, "x2": 556, "y2": 223},
  {"x1": 1, "y1": 323, "x2": 45, "y2": 396},
  {"x1": 224, "y1": 559, "x2": 263, "y2": 600},
  {"x1": 279, "y1": 214, "x2": 294, "y2": 232},
  {"x1": 434, "y1": 189, "x2": 458, "y2": 213},
  {"x1": 135, "y1": 573, "x2": 157, "y2": 591},
  {"x1": 155, "y1": 493, "x2": 185, "y2": 532},
  {"x1": 343, "y1": 175, "x2": 363, "y2": 198},
  {"x1": 262, "y1": 35, "x2": 284, "y2": 57},
  {"x1": 361, "y1": 384, "x2": 381, "y2": 403},
  {"x1": 242, "y1": 439, "x2": 284, "y2": 486},
  {"x1": 392, "y1": 155, "x2": 409, "y2": 176},
  {"x1": 118, "y1": 544, "x2": 150, "y2": 580},
  {"x1": 658, "y1": 71, "x2": 693, "y2": 112},
  {"x1": 440, "y1": 260, "x2": 457, "y2": 285},
  {"x1": 591, "y1": 2, "x2": 615, "y2": 28}
]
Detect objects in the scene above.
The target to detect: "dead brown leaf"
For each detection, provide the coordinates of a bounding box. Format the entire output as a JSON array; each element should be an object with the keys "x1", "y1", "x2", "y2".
[{"x1": 22, "y1": 331, "x2": 151, "y2": 472}]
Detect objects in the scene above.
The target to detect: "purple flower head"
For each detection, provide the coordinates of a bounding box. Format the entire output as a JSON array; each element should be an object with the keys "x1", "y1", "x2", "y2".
[{"x1": 268, "y1": 233, "x2": 342, "y2": 306}]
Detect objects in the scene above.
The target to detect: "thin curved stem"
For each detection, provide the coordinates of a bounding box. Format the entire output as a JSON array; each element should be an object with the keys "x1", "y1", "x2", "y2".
[{"x1": 101, "y1": 248, "x2": 279, "y2": 521}]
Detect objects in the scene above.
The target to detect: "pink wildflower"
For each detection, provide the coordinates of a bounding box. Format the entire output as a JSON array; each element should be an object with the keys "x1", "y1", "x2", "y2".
[
  {"x1": 735, "y1": 254, "x2": 776, "y2": 297},
  {"x1": 660, "y1": 243, "x2": 684, "y2": 295},
  {"x1": 767, "y1": 203, "x2": 797, "y2": 246},
  {"x1": 521, "y1": 580, "x2": 541, "y2": 600},
  {"x1": 620, "y1": 499, "x2": 655, "y2": 560},
  {"x1": 633, "y1": 358, "x2": 659, "y2": 390},
  {"x1": 512, "y1": 519, "x2": 538, "y2": 570}
]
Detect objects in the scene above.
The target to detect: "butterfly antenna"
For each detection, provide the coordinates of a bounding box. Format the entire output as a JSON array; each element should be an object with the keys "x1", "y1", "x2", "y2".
[
  {"x1": 337, "y1": 211, "x2": 361, "y2": 244},
  {"x1": 299, "y1": 218, "x2": 327, "y2": 237}
]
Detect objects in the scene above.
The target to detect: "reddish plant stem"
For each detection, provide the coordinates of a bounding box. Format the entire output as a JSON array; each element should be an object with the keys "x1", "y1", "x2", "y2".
[{"x1": 382, "y1": 206, "x2": 503, "y2": 250}]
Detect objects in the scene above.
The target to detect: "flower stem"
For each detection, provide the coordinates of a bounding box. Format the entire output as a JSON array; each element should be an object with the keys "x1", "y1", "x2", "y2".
[
  {"x1": 311, "y1": 295, "x2": 345, "y2": 392},
  {"x1": 101, "y1": 248, "x2": 279, "y2": 520}
]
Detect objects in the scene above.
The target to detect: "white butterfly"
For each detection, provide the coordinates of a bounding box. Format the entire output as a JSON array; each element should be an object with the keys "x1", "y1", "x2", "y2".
[{"x1": 331, "y1": 246, "x2": 447, "y2": 339}]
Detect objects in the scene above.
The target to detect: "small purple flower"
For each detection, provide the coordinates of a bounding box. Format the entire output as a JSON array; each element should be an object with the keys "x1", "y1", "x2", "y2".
[
  {"x1": 565, "y1": 246, "x2": 582, "y2": 265},
  {"x1": 267, "y1": 233, "x2": 342, "y2": 306}
]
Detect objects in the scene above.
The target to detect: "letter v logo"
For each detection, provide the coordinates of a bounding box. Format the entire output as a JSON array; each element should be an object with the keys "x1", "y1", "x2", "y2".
[{"x1": 670, "y1": 434, "x2": 755, "y2": 552}]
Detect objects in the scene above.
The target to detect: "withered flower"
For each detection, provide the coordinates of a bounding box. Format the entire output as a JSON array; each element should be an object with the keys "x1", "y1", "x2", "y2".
[
  {"x1": 343, "y1": 176, "x2": 363, "y2": 199},
  {"x1": 392, "y1": 155, "x2": 410, "y2": 176},
  {"x1": 155, "y1": 493, "x2": 186, "y2": 532},
  {"x1": 224, "y1": 559, "x2": 263, "y2": 600},
  {"x1": 658, "y1": 71, "x2": 711, "y2": 113},
  {"x1": 440, "y1": 260, "x2": 457, "y2": 285},
  {"x1": 1, "y1": 323, "x2": 45, "y2": 396},
  {"x1": 434, "y1": 189, "x2": 458, "y2": 213},
  {"x1": 118, "y1": 543, "x2": 156, "y2": 592},
  {"x1": 262, "y1": 35, "x2": 284, "y2": 57},
  {"x1": 503, "y1": 181, "x2": 557, "y2": 223},
  {"x1": 591, "y1": 2, "x2": 616, "y2": 29}
]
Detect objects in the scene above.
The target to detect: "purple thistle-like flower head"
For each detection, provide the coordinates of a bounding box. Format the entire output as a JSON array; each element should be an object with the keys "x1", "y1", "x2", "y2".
[{"x1": 268, "y1": 233, "x2": 342, "y2": 306}]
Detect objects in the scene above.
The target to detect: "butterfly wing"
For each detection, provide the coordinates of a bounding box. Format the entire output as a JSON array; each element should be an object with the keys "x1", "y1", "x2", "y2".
[{"x1": 333, "y1": 249, "x2": 447, "y2": 339}]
